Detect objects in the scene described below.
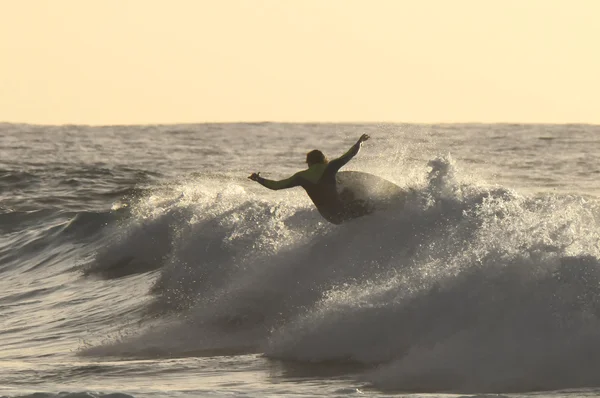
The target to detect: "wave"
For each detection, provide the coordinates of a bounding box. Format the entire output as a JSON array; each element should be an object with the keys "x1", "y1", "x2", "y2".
[
  {"x1": 0, "y1": 208, "x2": 121, "y2": 273},
  {"x1": 80, "y1": 156, "x2": 600, "y2": 392},
  {"x1": 0, "y1": 169, "x2": 40, "y2": 188},
  {"x1": 85, "y1": 177, "x2": 320, "y2": 281},
  {"x1": 0, "y1": 392, "x2": 134, "y2": 398}
]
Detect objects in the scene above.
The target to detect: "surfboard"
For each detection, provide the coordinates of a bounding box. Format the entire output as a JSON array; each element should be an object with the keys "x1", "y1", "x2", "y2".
[{"x1": 336, "y1": 171, "x2": 408, "y2": 211}]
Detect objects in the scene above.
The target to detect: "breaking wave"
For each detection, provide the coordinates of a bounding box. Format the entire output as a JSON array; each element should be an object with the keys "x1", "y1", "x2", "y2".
[{"x1": 81, "y1": 156, "x2": 600, "y2": 393}]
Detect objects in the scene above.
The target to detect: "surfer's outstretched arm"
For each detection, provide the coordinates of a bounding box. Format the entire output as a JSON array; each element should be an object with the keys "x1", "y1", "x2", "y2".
[
  {"x1": 328, "y1": 134, "x2": 370, "y2": 172},
  {"x1": 248, "y1": 172, "x2": 301, "y2": 190}
]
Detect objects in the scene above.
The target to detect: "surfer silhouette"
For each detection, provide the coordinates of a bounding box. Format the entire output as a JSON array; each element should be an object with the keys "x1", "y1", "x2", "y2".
[{"x1": 248, "y1": 134, "x2": 371, "y2": 224}]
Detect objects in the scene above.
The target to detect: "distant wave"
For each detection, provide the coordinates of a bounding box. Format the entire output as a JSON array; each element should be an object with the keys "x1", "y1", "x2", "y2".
[{"x1": 0, "y1": 208, "x2": 121, "y2": 274}]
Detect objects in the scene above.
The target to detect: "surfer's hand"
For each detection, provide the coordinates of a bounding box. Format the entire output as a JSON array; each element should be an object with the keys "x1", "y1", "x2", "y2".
[
  {"x1": 358, "y1": 134, "x2": 370, "y2": 144},
  {"x1": 248, "y1": 172, "x2": 261, "y2": 181}
]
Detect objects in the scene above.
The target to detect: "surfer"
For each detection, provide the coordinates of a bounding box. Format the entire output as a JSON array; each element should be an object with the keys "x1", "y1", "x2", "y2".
[{"x1": 248, "y1": 134, "x2": 371, "y2": 224}]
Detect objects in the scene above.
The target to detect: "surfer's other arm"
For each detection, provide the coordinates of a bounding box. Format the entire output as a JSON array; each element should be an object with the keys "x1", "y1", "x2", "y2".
[
  {"x1": 248, "y1": 172, "x2": 301, "y2": 190},
  {"x1": 328, "y1": 134, "x2": 370, "y2": 171}
]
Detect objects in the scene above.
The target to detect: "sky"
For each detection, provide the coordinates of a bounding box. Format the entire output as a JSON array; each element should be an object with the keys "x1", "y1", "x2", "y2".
[{"x1": 1, "y1": 0, "x2": 599, "y2": 125}]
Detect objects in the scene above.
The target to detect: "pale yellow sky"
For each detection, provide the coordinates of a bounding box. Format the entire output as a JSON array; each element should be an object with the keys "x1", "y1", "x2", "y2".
[{"x1": 1, "y1": 0, "x2": 598, "y2": 125}]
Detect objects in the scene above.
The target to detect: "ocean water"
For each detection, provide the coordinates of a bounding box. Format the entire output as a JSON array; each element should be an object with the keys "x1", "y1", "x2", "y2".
[{"x1": 1, "y1": 122, "x2": 599, "y2": 398}]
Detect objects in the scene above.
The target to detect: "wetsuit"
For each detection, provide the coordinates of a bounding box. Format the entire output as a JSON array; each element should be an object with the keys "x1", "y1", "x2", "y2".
[{"x1": 255, "y1": 142, "x2": 371, "y2": 224}]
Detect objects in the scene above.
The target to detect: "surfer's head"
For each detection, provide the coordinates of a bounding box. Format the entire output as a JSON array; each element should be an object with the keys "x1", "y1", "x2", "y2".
[{"x1": 306, "y1": 150, "x2": 327, "y2": 166}]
